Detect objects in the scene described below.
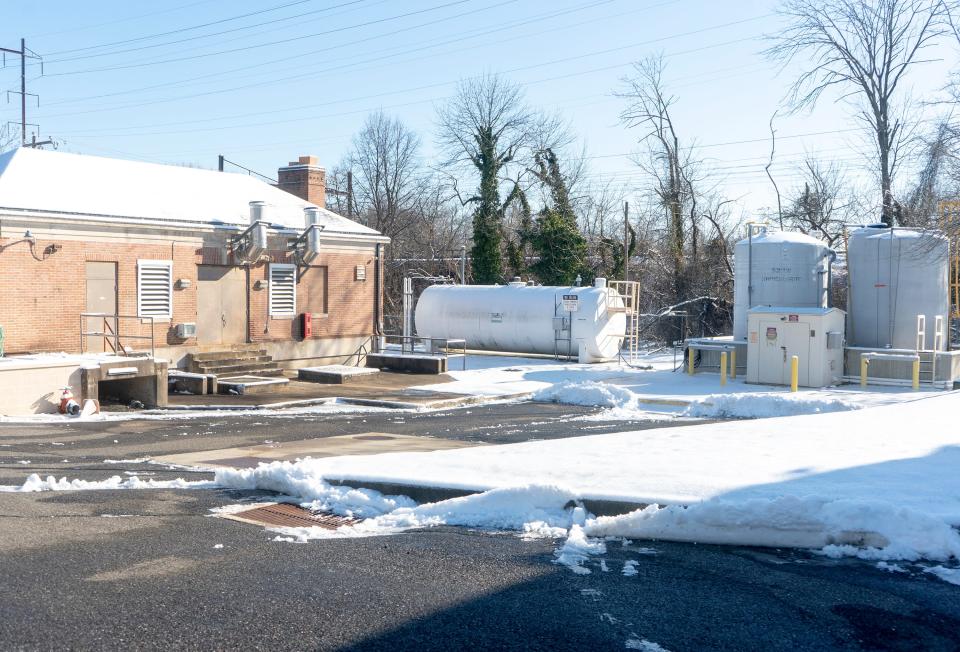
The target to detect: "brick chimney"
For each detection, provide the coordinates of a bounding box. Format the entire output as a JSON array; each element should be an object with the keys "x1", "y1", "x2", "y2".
[{"x1": 277, "y1": 155, "x2": 326, "y2": 206}]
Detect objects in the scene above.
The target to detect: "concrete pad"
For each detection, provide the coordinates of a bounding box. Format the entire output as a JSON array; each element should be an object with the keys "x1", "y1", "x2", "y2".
[
  {"x1": 153, "y1": 432, "x2": 483, "y2": 470},
  {"x1": 298, "y1": 365, "x2": 380, "y2": 384},
  {"x1": 367, "y1": 352, "x2": 447, "y2": 374}
]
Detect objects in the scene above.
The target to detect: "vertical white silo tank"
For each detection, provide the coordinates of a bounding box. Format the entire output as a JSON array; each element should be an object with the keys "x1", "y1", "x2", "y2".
[
  {"x1": 414, "y1": 279, "x2": 627, "y2": 362},
  {"x1": 732, "y1": 227, "x2": 834, "y2": 341},
  {"x1": 846, "y1": 225, "x2": 949, "y2": 350}
]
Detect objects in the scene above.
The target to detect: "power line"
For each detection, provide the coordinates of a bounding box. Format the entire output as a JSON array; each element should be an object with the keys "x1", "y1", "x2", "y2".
[
  {"x1": 41, "y1": 0, "x2": 316, "y2": 57},
  {"x1": 41, "y1": 0, "x2": 372, "y2": 64},
  {"x1": 42, "y1": 0, "x2": 629, "y2": 108},
  {"x1": 27, "y1": 0, "x2": 222, "y2": 40},
  {"x1": 38, "y1": 14, "x2": 766, "y2": 127},
  {"x1": 41, "y1": 0, "x2": 473, "y2": 77}
]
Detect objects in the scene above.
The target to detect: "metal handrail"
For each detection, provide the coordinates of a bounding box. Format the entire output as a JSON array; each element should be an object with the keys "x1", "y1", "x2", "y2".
[
  {"x1": 80, "y1": 313, "x2": 155, "y2": 357},
  {"x1": 379, "y1": 334, "x2": 468, "y2": 370}
]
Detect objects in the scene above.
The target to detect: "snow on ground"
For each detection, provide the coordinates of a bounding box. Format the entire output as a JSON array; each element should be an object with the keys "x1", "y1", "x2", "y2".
[
  {"x1": 213, "y1": 390, "x2": 960, "y2": 561},
  {"x1": 417, "y1": 354, "x2": 942, "y2": 420},
  {"x1": 0, "y1": 401, "x2": 391, "y2": 424},
  {"x1": 0, "y1": 473, "x2": 215, "y2": 492}
]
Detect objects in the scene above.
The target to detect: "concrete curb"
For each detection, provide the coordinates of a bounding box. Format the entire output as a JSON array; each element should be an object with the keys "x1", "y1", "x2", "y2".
[{"x1": 326, "y1": 478, "x2": 651, "y2": 517}]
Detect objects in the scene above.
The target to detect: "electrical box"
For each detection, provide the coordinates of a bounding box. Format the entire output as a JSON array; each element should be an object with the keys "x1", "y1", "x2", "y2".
[
  {"x1": 175, "y1": 323, "x2": 196, "y2": 338},
  {"x1": 826, "y1": 331, "x2": 844, "y2": 350},
  {"x1": 300, "y1": 312, "x2": 312, "y2": 339},
  {"x1": 746, "y1": 307, "x2": 846, "y2": 388},
  {"x1": 355, "y1": 265, "x2": 366, "y2": 281}
]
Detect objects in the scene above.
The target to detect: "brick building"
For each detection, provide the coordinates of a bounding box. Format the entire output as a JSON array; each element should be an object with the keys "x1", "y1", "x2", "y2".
[{"x1": 0, "y1": 148, "x2": 387, "y2": 371}]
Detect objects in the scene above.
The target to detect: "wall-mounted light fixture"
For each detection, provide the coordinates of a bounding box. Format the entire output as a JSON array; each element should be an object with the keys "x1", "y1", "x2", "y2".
[
  {"x1": 254, "y1": 279, "x2": 269, "y2": 290},
  {"x1": 175, "y1": 278, "x2": 192, "y2": 289},
  {"x1": 23, "y1": 229, "x2": 36, "y2": 244}
]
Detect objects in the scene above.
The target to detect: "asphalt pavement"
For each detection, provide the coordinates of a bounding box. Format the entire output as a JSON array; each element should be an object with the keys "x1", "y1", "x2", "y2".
[{"x1": 1, "y1": 402, "x2": 959, "y2": 651}]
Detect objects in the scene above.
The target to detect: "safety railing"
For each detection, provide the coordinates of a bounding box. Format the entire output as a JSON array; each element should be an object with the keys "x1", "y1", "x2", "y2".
[
  {"x1": 860, "y1": 352, "x2": 921, "y2": 391},
  {"x1": 377, "y1": 334, "x2": 468, "y2": 370},
  {"x1": 80, "y1": 313, "x2": 155, "y2": 358},
  {"x1": 686, "y1": 343, "x2": 738, "y2": 386}
]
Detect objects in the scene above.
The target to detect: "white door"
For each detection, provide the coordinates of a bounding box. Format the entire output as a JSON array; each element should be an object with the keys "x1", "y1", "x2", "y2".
[{"x1": 757, "y1": 320, "x2": 811, "y2": 386}]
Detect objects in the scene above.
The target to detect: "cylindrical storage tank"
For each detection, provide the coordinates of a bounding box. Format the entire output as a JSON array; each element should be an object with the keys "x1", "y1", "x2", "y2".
[
  {"x1": 302, "y1": 207, "x2": 322, "y2": 264},
  {"x1": 847, "y1": 225, "x2": 949, "y2": 350},
  {"x1": 247, "y1": 201, "x2": 269, "y2": 260},
  {"x1": 414, "y1": 279, "x2": 627, "y2": 362},
  {"x1": 732, "y1": 228, "x2": 833, "y2": 340}
]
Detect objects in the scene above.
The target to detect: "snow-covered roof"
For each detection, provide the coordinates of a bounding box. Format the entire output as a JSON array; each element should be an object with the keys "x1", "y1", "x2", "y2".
[{"x1": 0, "y1": 147, "x2": 382, "y2": 238}]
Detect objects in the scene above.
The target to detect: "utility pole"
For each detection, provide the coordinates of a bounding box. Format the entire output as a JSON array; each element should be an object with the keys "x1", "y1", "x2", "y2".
[
  {"x1": 346, "y1": 171, "x2": 353, "y2": 219},
  {"x1": 0, "y1": 40, "x2": 24, "y2": 145},
  {"x1": 2, "y1": 39, "x2": 46, "y2": 147},
  {"x1": 622, "y1": 201, "x2": 630, "y2": 281}
]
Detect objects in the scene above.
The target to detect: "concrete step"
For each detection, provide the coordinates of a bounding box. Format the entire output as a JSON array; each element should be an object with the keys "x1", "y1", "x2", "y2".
[
  {"x1": 191, "y1": 355, "x2": 272, "y2": 369},
  {"x1": 218, "y1": 376, "x2": 290, "y2": 395},
  {"x1": 197, "y1": 361, "x2": 285, "y2": 376},
  {"x1": 190, "y1": 350, "x2": 269, "y2": 363}
]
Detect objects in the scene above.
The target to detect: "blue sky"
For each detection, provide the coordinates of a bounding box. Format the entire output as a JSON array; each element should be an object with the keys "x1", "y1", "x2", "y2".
[{"x1": 2, "y1": 0, "x2": 956, "y2": 217}]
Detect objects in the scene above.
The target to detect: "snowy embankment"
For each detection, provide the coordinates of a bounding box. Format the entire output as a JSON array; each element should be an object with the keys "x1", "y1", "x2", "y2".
[
  {"x1": 415, "y1": 354, "x2": 934, "y2": 419},
  {"x1": 214, "y1": 391, "x2": 960, "y2": 563},
  {"x1": 532, "y1": 381, "x2": 860, "y2": 419}
]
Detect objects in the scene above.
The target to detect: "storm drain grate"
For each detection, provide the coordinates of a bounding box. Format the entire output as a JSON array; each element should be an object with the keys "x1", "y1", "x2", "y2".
[{"x1": 227, "y1": 503, "x2": 359, "y2": 529}]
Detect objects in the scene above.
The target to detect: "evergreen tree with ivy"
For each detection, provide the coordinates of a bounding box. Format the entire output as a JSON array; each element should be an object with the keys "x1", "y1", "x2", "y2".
[
  {"x1": 438, "y1": 74, "x2": 551, "y2": 284},
  {"x1": 528, "y1": 148, "x2": 587, "y2": 285}
]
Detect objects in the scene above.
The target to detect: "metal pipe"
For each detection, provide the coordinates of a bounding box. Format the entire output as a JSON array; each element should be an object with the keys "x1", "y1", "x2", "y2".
[{"x1": 373, "y1": 243, "x2": 383, "y2": 338}]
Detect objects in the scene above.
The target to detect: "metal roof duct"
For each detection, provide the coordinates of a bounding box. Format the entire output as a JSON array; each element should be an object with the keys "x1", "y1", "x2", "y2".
[
  {"x1": 246, "y1": 201, "x2": 269, "y2": 260},
  {"x1": 302, "y1": 207, "x2": 322, "y2": 264}
]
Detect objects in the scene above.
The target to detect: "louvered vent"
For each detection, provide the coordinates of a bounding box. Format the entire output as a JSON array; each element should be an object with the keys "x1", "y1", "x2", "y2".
[
  {"x1": 137, "y1": 260, "x2": 173, "y2": 318},
  {"x1": 269, "y1": 264, "x2": 296, "y2": 317}
]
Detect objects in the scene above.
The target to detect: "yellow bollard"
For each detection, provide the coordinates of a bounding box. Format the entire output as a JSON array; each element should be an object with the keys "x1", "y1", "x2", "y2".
[
  {"x1": 860, "y1": 357, "x2": 869, "y2": 388},
  {"x1": 688, "y1": 346, "x2": 695, "y2": 375},
  {"x1": 912, "y1": 358, "x2": 920, "y2": 391},
  {"x1": 720, "y1": 351, "x2": 727, "y2": 387},
  {"x1": 790, "y1": 355, "x2": 799, "y2": 392},
  {"x1": 729, "y1": 349, "x2": 737, "y2": 380}
]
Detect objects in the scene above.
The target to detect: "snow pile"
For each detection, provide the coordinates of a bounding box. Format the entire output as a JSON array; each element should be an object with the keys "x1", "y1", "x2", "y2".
[
  {"x1": 533, "y1": 381, "x2": 637, "y2": 410},
  {"x1": 583, "y1": 497, "x2": 960, "y2": 562},
  {"x1": 925, "y1": 565, "x2": 960, "y2": 586},
  {"x1": 219, "y1": 463, "x2": 588, "y2": 541},
  {"x1": 216, "y1": 461, "x2": 416, "y2": 519},
  {"x1": 0, "y1": 473, "x2": 215, "y2": 492},
  {"x1": 682, "y1": 393, "x2": 859, "y2": 419},
  {"x1": 533, "y1": 381, "x2": 861, "y2": 420},
  {"x1": 554, "y1": 524, "x2": 606, "y2": 575}
]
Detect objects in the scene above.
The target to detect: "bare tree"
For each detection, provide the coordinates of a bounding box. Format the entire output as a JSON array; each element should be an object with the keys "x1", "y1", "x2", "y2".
[
  {"x1": 618, "y1": 55, "x2": 736, "y2": 339},
  {"x1": 766, "y1": 0, "x2": 951, "y2": 226},
  {"x1": 619, "y1": 56, "x2": 697, "y2": 310},
  {"x1": 901, "y1": 119, "x2": 959, "y2": 226},
  {"x1": 348, "y1": 110, "x2": 424, "y2": 241},
  {"x1": 784, "y1": 157, "x2": 855, "y2": 245},
  {"x1": 1, "y1": 124, "x2": 19, "y2": 152}
]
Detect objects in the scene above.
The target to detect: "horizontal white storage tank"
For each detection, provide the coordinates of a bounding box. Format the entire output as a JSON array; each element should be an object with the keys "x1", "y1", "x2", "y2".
[
  {"x1": 732, "y1": 228, "x2": 833, "y2": 341},
  {"x1": 847, "y1": 225, "x2": 949, "y2": 350},
  {"x1": 415, "y1": 279, "x2": 626, "y2": 362}
]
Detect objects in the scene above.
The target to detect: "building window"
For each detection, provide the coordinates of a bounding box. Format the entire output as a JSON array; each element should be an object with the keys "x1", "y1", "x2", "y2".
[
  {"x1": 137, "y1": 260, "x2": 173, "y2": 319},
  {"x1": 269, "y1": 263, "x2": 296, "y2": 317}
]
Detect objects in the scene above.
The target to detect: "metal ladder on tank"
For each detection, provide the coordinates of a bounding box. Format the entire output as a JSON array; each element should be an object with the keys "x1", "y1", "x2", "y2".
[
  {"x1": 553, "y1": 302, "x2": 574, "y2": 361},
  {"x1": 915, "y1": 315, "x2": 943, "y2": 386}
]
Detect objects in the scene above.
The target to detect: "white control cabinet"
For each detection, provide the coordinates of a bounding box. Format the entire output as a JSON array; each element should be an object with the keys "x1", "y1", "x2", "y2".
[{"x1": 746, "y1": 307, "x2": 845, "y2": 388}]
